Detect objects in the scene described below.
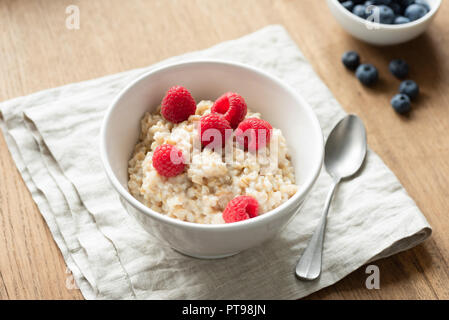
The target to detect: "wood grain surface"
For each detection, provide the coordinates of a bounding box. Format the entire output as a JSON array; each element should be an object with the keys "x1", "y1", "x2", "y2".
[{"x1": 0, "y1": 0, "x2": 448, "y2": 300}]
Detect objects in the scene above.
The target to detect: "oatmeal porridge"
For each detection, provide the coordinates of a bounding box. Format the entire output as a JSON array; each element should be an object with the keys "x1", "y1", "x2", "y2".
[{"x1": 128, "y1": 87, "x2": 298, "y2": 224}]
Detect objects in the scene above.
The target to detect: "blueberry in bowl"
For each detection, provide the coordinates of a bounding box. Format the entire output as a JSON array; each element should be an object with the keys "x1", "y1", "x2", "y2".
[
  {"x1": 390, "y1": 2, "x2": 402, "y2": 14},
  {"x1": 415, "y1": 0, "x2": 431, "y2": 11},
  {"x1": 337, "y1": 0, "x2": 432, "y2": 24},
  {"x1": 372, "y1": 0, "x2": 392, "y2": 4},
  {"x1": 405, "y1": 3, "x2": 429, "y2": 21},
  {"x1": 352, "y1": 4, "x2": 368, "y2": 18},
  {"x1": 378, "y1": 5, "x2": 396, "y2": 24},
  {"x1": 328, "y1": 0, "x2": 442, "y2": 45},
  {"x1": 341, "y1": 0, "x2": 355, "y2": 11},
  {"x1": 394, "y1": 16, "x2": 411, "y2": 24}
]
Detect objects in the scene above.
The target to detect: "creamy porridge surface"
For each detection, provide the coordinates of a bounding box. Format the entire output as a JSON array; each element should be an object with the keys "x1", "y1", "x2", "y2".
[{"x1": 128, "y1": 100, "x2": 298, "y2": 224}]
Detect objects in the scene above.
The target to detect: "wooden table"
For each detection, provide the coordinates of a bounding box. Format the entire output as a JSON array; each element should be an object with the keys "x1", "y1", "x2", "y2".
[{"x1": 1, "y1": 0, "x2": 448, "y2": 300}]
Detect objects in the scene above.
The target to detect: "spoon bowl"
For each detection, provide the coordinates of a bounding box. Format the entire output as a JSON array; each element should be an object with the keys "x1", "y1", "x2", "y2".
[{"x1": 325, "y1": 115, "x2": 367, "y2": 179}]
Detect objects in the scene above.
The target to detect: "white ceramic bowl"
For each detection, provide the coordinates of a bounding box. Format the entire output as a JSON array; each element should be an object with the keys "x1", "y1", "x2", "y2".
[
  {"x1": 101, "y1": 60, "x2": 323, "y2": 259},
  {"x1": 327, "y1": 0, "x2": 441, "y2": 45}
]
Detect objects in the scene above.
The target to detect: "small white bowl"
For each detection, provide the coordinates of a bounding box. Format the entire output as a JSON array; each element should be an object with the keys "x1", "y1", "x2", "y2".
[
  {"x1": 327, "y1": 0, "x2": 441, "y2": 45},
  {"x1": 101, "y1": 60, "x2": 323, "y2": 259}
]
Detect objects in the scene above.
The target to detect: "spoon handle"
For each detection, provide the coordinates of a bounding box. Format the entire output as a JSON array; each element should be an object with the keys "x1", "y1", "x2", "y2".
[{"x1": 295, "y1": 177, "x2": 340, "y2": 280}]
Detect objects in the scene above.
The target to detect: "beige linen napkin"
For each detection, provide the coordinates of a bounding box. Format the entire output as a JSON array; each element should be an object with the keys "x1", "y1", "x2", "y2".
[{"x1": 0, "y1": 25, "x2": 431, "y2": 299}]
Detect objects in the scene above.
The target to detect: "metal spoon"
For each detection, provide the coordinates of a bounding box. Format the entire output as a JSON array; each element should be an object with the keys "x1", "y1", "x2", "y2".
[{"x1": 295, "y1": 114, "x2": 367, "y2": 280}]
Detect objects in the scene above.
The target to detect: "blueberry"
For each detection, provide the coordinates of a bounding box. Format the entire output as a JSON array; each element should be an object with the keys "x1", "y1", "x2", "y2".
[
  {"x1": 391, "y1": 94, "x2": 411, "y2": 114},
  {"x1": 399, "y1": 80, "x2": 419, "y2": 99},
  {"x1": 405, "y1": 4, "x2": 428, "y2": 21},
  {"x1": 394, "y1": 15, "x2": 411, "y2": 24},
  {"x1": 341, "y1": 0, "x2": 355, "y2": 11},
  {"x1": 415, "y1": 0, "x2": 430, "y2": 11},
  {"x1": 372, "y1": 0, "x2": 391, "y2": 4},
  {"x1": 356, "y1": 64, "x2": 379, "y2": 86},
  {"x1": 389, "y1": 59, "x2": 409, "y2": 79},
  {"x1": 364, "y1": 0, "x2": 375, "y2": 6},
  {"x1": 378, "y1": 5, "x2": 395, "y2": 24},
  {"x1": 400, "y1": 0, "x2": 415, "y2": 7},
  {"x1": 353, "y1": 4, "x2": 367, "y2": 18},
  {"x1": 390, "y1": 2, "x2": 402, "y2": 14},
  {"x1": 342, "y1": 51, "x2": 361, "y2": 70}
]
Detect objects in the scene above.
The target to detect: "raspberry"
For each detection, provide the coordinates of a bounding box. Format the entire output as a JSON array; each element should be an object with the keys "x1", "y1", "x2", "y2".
[
  {"x1": 223, "y1": 196, "x2": 259, "y2": 223},
  {"x1": 211, "y1": 92, "x2": 247, "y2": 129},
  {"x1": 152, "y1": 144, "x2": 185, "y2": 177},
  {"x1": 199, "y1": 113, "x2": 232, "y2": 148},
  {"x1": 235, "y1": 118, "x2": 272, "y2": 151},
  {"x1": 161, "y1": 86, "x2": 196, "y2": 123}
]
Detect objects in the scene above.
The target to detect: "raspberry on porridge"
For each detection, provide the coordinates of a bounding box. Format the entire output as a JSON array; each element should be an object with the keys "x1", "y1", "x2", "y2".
[
  {"x1": 223, "y1": 195, "x2": 259, "y2": 223},
  {"x1": 128, "y1": 88, "x2": 298, "y2": 224},
  {"x1": 211, "y1": 92, "x2": 247, "y2": 129}
]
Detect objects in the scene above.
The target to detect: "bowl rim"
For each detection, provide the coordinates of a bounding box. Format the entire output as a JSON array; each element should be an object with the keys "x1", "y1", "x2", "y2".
[
  {"x1": 100, "y1": 59, "x2": 324, "y2": 231},
  {"x1": 329, "y1": 0, "x2": 441, "y2": 30}
]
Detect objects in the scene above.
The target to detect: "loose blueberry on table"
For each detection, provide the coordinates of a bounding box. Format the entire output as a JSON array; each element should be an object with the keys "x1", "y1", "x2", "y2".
[
  {"x1": 399, "y1": 80, "x2": 420, "y2": 100},
  {"x1": 342, "y1": 51, "x2": 361, "y2": 71},
  {"x1": 341, "y1": 51, "x2": 422, "y2": 116},
  {"x1": 391, "y1": 93, "x2": 412, "y2": 114},
  {"x1": 389, "y1": 59, "x2": 409, "y2": 79},
  {"x1": 338, "y1": 0, "x2": 431, "y2": 24},
  {"x1": 356, "y1": 64, "x2": 379, "y2": 86}
]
